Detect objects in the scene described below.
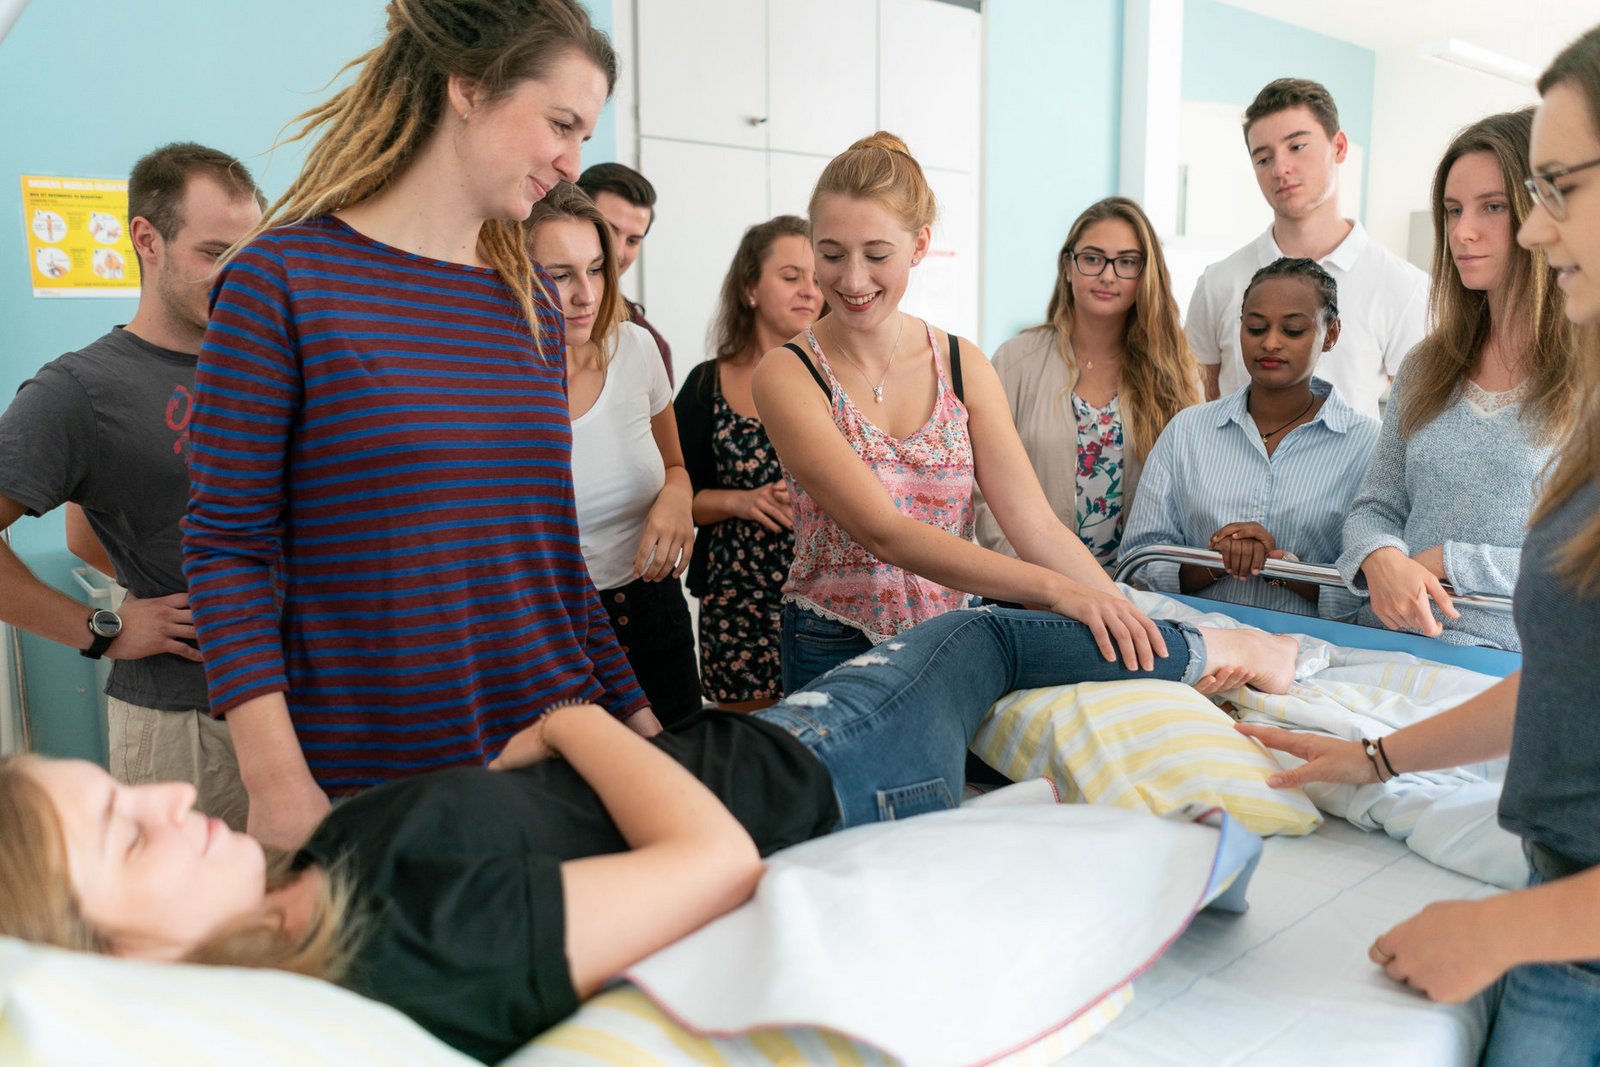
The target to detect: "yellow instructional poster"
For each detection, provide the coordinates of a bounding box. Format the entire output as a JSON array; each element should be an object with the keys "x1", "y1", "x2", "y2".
[{"x1": 20, "y1": 175, "x2": 141, "y2": 298}]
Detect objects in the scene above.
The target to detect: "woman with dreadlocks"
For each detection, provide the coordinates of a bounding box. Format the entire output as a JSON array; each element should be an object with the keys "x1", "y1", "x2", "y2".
[{"x1": 181, "y1": 0, "x2": 659, "y2": 851}]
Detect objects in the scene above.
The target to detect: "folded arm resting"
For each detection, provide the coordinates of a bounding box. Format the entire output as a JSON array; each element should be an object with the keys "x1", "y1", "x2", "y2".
[{"x1": 494, "y1": 704, "x2": 762, "y2": 998}]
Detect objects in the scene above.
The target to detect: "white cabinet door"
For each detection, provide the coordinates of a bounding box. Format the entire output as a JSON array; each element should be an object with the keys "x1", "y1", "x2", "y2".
[
  {"x1": 637, "y1": 137, "x2": 770, "y2": 379},
  {"x1": 767, "y1": 0, "x2": 878, "y2": 158},
  {"x1": 637, "y1": 0, "x2": 768, "y2": 149},
  {"x1": 767, "y1": 150, "x2": 832, "y2": 220},
  {"x1": 878, "y1": 0, "x2": 981, "y2": 173}
]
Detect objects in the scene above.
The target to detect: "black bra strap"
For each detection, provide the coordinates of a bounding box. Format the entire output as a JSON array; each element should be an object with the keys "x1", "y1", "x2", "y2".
[
  {"x1": 785, "y1": 341, "x2": 832, "y2": 400},
  {"x1": 948, "y1": 334, "x2": 964, "y2": 403}
]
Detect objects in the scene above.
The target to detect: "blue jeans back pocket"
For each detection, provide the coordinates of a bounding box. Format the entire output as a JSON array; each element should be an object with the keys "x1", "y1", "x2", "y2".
[{"x1": 875, "y1": 777, "x2": 956, "y2": 821}]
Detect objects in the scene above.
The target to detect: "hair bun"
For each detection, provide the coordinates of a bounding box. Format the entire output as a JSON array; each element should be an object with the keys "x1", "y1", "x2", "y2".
[{"x1": 848, "y1": 130, "x2": 913, "y2": 157}]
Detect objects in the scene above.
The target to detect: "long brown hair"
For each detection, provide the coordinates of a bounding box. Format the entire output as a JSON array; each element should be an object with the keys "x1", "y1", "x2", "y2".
[
  {"x1": 1530, "y1": 25, "x2": 1600, "y2": 595},
  {"x1": 239, "y1": 0, "x2": 616, "y2": 332},
  {"x1": 1037, "y1": 196, "x2": 1199, "y2": 462},
  {"x1": 524, "y1": 182, "x2": 625, "y2": 369},
  {"x1": 0, "y1": 756, "x2": 355, "y2": 981},
  {"x1": 1400, "y1": 108, "x2": 1578, "y2": 440},
  {"x1": 712, "y1": 215, "x2": 811, "y2": 362}
]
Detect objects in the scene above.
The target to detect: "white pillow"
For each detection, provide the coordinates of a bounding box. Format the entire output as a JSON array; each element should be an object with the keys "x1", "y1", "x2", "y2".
[{"x1": 0, "y1": 935, "x2": 476, "y2": 1067}]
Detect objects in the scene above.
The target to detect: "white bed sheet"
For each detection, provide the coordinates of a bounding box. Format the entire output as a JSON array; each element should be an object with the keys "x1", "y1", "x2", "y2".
[{"x1": 1067, "y1": 817, "x2": 1499, "y2": 1066}]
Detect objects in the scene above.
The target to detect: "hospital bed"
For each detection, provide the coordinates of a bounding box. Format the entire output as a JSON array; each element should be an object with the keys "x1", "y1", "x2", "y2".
[
  {"x1": 0, "y1": 549, "x2": 1522, "y2": 1067},
  {"x1": 1069, "y1": 546, "x2": 1520, "y2": 1066}
]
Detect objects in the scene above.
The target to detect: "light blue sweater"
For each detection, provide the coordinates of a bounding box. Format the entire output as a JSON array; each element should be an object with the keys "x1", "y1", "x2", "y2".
[{"x1": 1336, "y1": 360, "x2": 1553, "y2": 650}]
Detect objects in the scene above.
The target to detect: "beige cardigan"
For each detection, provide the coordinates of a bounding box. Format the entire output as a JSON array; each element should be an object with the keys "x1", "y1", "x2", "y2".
[{"x1": 973, "y1": 328, "x2": 1144, "y2": 560}]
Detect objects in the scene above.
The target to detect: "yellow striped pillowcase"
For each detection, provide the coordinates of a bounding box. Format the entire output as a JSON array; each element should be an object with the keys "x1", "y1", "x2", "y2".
[
  {"x1": 510, "y1": 983, "x2": 1133, "y2": 1066},
  {"x1": 971, "y1": 680, "x2": 1321, "y2": 837}
]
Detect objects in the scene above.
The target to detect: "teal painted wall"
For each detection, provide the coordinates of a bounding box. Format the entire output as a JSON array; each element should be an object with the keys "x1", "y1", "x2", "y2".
[
  {"x1": 0, "y1": 0, "x2": 617, "y2": 762},
  {"x1": 1181, "y1": 0, "x2": 1376, "y2": 220},
  {"x1": 983, "y1": 0, "x2": 1123, "y2": 353}
]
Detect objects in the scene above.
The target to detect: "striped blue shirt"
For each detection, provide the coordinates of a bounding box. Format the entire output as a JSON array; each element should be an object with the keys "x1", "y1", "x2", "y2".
[{"x1": 1120, "y1": 378, "x2": 1379, "y2": 617}]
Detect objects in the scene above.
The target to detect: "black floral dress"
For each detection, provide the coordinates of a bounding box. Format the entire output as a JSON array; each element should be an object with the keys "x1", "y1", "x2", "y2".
[{"x1": 698, "y1": 389, "x2": 795, "y2": 702}]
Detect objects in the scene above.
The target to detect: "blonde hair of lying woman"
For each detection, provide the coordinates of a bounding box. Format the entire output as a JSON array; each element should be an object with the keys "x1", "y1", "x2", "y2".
[{"x1": 755, "y1": 131, "x2": 1187, "y2": 677}]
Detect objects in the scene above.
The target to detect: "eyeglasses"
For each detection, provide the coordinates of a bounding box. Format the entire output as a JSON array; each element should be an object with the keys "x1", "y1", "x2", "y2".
[
  {"x1": 1067, "y1": 250, "x2": 1145, "y2": 280},
  {"x1": 1524, "y1": 156, "x2": 1600, "y2": 221}
]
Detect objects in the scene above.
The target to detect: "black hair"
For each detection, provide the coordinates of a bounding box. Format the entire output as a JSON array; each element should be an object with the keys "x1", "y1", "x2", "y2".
[
  {"x1": 576, "y1": 161, "x2": 657, "y2": 222},
  {"x1": 1241, "y1": 257, "x2": 1339, "y2": 327}
]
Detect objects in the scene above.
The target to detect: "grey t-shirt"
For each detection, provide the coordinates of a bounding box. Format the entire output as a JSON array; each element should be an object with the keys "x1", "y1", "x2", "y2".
[
  {"x1": 1498, "y1": 477, "x2": 1600, "y2": 868},
  {"x1": 0, "y1": 327, "x2": 209, "y2": 711}
]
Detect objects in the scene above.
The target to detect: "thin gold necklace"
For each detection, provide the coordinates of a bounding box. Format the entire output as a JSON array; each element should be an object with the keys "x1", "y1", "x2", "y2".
[{"x1": 830, "y1": 313, "x2": 905, "y2": 404}]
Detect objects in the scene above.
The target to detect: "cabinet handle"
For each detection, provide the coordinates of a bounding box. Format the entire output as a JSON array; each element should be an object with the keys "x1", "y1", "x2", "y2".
[{"x1": 748, "y1": 115, "x2": 769, "y2": 126}]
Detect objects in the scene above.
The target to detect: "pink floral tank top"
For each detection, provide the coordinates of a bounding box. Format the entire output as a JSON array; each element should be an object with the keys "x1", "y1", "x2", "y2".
[{"x1": 782, "y1": 321, "x2": 975, "y2": 640}]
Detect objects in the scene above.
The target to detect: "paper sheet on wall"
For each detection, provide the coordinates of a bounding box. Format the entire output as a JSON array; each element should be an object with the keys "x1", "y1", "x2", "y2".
[{"x1": 19, "y1": 175, "x2": 141, "y2": 298}]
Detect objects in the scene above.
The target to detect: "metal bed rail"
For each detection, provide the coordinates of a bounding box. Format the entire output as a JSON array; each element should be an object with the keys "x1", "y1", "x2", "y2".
[{"x1": 1113, "y1": 544, "x2": 1514, "y2": 615}]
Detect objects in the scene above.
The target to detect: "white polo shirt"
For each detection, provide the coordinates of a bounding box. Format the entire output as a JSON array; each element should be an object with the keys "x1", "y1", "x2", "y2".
[{"x1": 1184, "y1": 221, "x2": 1429, "y2": 419}]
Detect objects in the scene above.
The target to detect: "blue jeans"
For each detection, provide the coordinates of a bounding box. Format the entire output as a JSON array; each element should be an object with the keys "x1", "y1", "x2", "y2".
[
  {"x1": 1478, "y1": 847, "x2": 1600, "y2": 1066},
  {"x1": 756, "y1": 606, "x2": 1205, "y2": 829},
  {"x1": 780, "y1": 601, "x2": 875, "y2": 694}
]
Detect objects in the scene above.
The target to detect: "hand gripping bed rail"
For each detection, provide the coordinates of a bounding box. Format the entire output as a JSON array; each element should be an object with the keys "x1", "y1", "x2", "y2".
[{"x1": 1112, "y1": 544, "x2": 1514, "y2": 615}]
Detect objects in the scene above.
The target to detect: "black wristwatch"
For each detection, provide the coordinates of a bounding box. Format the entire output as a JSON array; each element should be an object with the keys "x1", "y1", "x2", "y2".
[{"x1": 81, "y1": 608, "x2": 123, "y2": 660}]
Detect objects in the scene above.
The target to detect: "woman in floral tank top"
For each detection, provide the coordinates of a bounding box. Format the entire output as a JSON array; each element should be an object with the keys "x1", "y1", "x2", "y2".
[{"x1": 754, "y1": 132, "x2": 1187, "y2": 693}]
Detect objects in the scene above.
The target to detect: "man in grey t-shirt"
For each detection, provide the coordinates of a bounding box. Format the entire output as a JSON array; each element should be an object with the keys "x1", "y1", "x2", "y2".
[{"x1": 0, "y1": 142, "x2": 263, "y2": 826}]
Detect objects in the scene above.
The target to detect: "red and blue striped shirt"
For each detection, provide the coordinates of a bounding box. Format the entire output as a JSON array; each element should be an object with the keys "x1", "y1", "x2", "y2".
[{"x1": 183, "y1": 216, "x2": 646, "y2": 794}]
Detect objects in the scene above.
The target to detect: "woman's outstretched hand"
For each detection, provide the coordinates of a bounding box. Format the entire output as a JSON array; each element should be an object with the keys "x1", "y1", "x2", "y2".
[
  {"x1": 1047, "y1": 583, "x2": 1168, "y2": 671},
  {"x1": 1234, "y1": 723, "x2": 1377, "y2": 788}
]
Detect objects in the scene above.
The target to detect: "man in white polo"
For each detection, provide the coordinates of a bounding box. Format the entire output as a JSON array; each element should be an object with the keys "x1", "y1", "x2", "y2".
[{"x1": 1186, "y1": 78, "x2": 1428, "y2": 418}]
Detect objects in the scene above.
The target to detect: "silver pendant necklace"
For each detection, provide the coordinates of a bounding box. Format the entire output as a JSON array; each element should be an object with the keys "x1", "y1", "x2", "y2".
[{"x1": 831, "y1": 313, "x2": 905, "y2": 403}]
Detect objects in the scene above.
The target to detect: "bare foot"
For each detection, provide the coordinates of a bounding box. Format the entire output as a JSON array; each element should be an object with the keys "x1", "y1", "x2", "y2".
[{"x1": 1194, "y1": 626, "x2": 1298, "y2": 695}]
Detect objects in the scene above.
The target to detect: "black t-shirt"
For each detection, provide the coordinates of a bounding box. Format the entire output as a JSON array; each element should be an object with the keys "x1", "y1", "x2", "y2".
[
  {"x1": 0, "y1": 327, "x2": 208, "y2": 710},
  {"x1": 297, "y1": 710, "x2": 836, "y2": 1063}
]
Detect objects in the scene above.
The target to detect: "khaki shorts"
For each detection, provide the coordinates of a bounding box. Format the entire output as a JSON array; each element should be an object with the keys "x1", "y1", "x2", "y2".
[{"x1": 107, "y1": 697, "x2": 248, "y2": 831}]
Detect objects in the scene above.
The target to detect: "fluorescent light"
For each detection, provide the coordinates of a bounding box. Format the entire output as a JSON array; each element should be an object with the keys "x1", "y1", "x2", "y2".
[
  {"x1": 1416, "y1": 38, "x2": 1539, "y2": 87},
  {"x1": 0, "y1": 0, "x2": 27, "y2": 46},
  {"x1": 0, "y1": 0, "x2": 28, "y2": 46}
]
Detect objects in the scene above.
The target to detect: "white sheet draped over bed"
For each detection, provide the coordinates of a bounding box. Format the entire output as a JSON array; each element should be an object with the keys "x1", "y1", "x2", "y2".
[{"x1": 1128, "y1": 588, "x2": 1529, "y2": 889}]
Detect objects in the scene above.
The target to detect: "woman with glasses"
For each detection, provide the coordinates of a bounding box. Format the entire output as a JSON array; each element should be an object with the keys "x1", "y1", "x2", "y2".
[
  {"x1": 754, "y1": 137, "x2": 1235, "y2": 694},
  {"x1": 1244, "y1": 28, "x2": 1600, "y2": 1063},
  {"x1": 1121, "y1": 257, "x2": 1379, "y2": 617},
  {"x1": 1335, "y1": 109, "x2": 1579, "y2": 651},
  {"x1": 974, "y1": 197, "x2": 1199, "y2": 572}
]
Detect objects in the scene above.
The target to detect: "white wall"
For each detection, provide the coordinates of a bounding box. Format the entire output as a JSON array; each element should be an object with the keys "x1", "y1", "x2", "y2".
[{"x1": 1365, "y1": 51, "x2": 1538, "y2": 270}]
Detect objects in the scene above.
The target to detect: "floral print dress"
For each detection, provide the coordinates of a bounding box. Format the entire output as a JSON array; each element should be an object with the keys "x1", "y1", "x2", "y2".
[
  {"x1": 1072, "y1": 392, "x2": 1126, "y2": 570},
  {"x1": 698, "y1": 388, "x2": 794, "y2": 702}
]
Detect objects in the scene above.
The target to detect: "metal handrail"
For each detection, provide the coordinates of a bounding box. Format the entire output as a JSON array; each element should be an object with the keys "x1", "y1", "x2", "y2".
[{"x1": 1112, "y1": 544, "x2": 1514, "y2": 615}]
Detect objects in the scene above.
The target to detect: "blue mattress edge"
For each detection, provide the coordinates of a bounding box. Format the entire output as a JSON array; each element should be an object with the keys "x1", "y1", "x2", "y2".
[{"x1": 1164, "y1": 593, "x2": 1522, "y2": 679}]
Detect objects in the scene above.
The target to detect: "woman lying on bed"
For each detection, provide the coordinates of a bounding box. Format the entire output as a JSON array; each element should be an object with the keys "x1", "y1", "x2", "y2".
[
  {"x1": 0, "y1": 608, "x2": 1294, "y2": 1063},
  {"x1": 1244, "y1": 28, "x2": 1600, "y2": 1065}
]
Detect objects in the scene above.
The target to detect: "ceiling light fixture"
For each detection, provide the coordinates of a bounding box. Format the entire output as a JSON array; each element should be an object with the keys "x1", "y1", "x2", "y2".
[{"x1": 1416, "y1": 38, "x2": 1539, "y2": 87}]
